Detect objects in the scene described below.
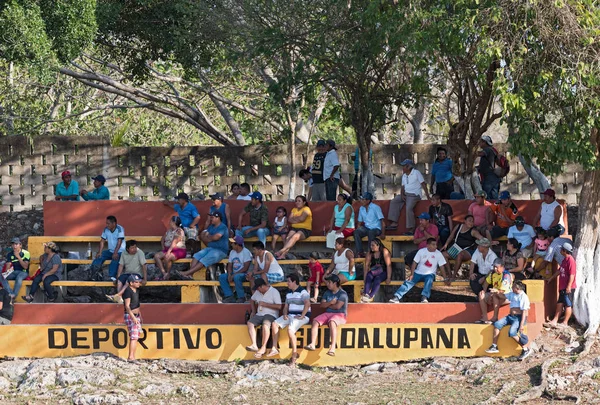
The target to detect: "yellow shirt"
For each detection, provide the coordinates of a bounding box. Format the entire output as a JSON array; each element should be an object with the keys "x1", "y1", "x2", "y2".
[
  {"x1": 485, "y1": 271, "x2": 513, "y2": 294},
  {"x1": 291, "y1": 206, "x2": 312, "y2": 231}
]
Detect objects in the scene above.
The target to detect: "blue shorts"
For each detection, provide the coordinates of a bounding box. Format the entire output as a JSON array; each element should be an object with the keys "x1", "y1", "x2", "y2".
[
  {"x1": 494, "y1": 314, "x2": 523, "y2": 337},
  {"x1": 193, "y1": 248, "x2": 228, "y2": 268},
  {"x1": 558, "y1": 289, "x2": 575, "y2": 307},
  {"x1": 339, "y1": 271, "x2": 356, "y2": 281},
  {"x1": 254, "y1": 273, "x2": 285, "y2": 284}
]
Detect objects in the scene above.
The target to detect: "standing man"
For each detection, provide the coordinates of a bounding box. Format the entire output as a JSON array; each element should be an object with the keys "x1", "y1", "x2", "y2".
[
  {"x1": 245, "y1": 278, "x2": 282, "y2": 358},
  {"x1": 122, "y1": 274, "x2": 143, "y2": 363},
  {"x1": 0, "y1": 283, "x2": 14, "y2": 324},
  {"x1": 55, "y1": 170, "x2": 79, "y2": 201},
  {"x1": 507, "y1": 216, "x2": 536, "y2": 258},
  {"x1": 80, "y1": 174, "x2": 110, "y2": 200},
  {"x1": 404, "y1": 213, "x2": 439, "y2": 268},
  {"x1": 219, "y1": 236, "x2": 253, "y2": 303},
  {"x1": 387, "y1": 159, "x2": 430, "y2": 235},
  {"x1": 324, "y1": 139, "x2": 341, "y2": 201},
  {"x1": 310, "y1": 140, "x2": 327, "y2": 202},
  {"x1": 429, "y1": 193, "x2": 454, "y2": 246},
  {"x1": 477, "y1": 135, "x2": 501, "y2": 200},
  {"x1": 236, "y1": 191, "x2": 270, "y2": 247},
  {"x1": 490, "y1": 191, "x2": 518, "y2": 239},
  {"x1": 0, "y1": 237, "x2": 30, "y2": 301},
  {"x1": 353, "y1": 192, "x2": 385, "y2": 257},
  {"x1": 91, "y1": 216, "x2": 126, "y2": 282},
  {"x1": 533, "y1": 188, "x2": 565, "y2": 235},
  {"x1": 173, "y1": 192, "x2": 201, "y2": 243},
  {"x1": 546, "y1": 242, "x2": 577, "y2": 327},
  {"x1": 430, "y1": 147, "x2": 454, "y2": 200}
]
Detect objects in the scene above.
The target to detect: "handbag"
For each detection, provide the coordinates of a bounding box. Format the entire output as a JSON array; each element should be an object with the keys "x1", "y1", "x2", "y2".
[
  {"x1": 326, "y1": 231, "x2": 343, "y2": 249},
  {"x1": 369, "y1": 264, "x2": 384, "y2": 276},
  {"x1": 446, "y1": 225, "x2": 464, "y2": 259}
]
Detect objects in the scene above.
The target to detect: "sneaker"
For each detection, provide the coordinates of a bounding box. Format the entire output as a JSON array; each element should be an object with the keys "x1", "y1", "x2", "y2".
[
  {"x1": 110, "y1": 277, "x2": 117, "y2": 283},
  {"x1": 518, "y1": 348, "x2": 531, "y2": 361},
  {"x1": 222, "y1": 295, "x2": 236, "y2": 303},
  {"x1": 485, "y1": 344, "x2": 499, "y2": 354},
  {"x1": 420, "y1": 297, "x2": 428, "y2": 303},
  {"x1": 389, "y1": 296, "x2": 401, "y2": 303},
  {"x1": 236, "y1": 298, "x2": 246, "y2": 303}
]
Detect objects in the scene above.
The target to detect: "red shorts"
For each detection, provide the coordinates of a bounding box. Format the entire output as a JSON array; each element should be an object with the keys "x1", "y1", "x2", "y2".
[
  {"x1": 334, "y1": 227, "x2": 355, "y2": 238},
  {"x1": 124, "y1": 313, "x2": 143, "y2": 340},
  {"x1": 308, "y1": 271, "x2": 324, "y2": 283},
  {"x1": 313, "y1": 312, "x2": 346, "y2": 326},
  {"x1": 163, "y1": 247, "x2": 187, "y2": 260}
]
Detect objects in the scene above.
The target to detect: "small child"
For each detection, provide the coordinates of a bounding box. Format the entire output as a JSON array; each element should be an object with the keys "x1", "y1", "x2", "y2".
[
  {"x1": 307, "y1": 252, "x2": 324, "y2": 303},
  {"x1": 532, "y1": 229, "x2": 551, "y2": 279},
  {"x1": 271, "y1": 206, "x2": 288, "y2": 251}
]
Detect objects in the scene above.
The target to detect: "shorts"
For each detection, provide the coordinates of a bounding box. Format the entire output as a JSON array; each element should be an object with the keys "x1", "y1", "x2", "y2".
[
  {"x1": 267, "y1": 272, "x2": 284, "y2": 284},
  {"x1": 274, "y1": 314, "x2": 310, "y2": 333},
  {"x1": 313, "y1": 312, "x2": 346, "y2": 326},
  {"x1": 293, "y1": 228, "x2": 312, "y2": 238},
  {"x1": 333, "y1": 226, "x2": 355, "y2": 238},
  {"x1": 193, "y1": 248, "x2": 228, "y2": 268},
  {"x1": 521, "y1": 247, "x2": 533, "y2": 259},
  {"x1": 308, "y1": 271, "x2": 324, "y2": 283},
  {"x1": 339, "y1": 271, "x2": 356, "y2": 281},
  {"x1": 535, "y1": 250, "x2": 547, "y2": 257},
  {"x1": 273, "y1": 227, "x2": 288, "y2": 236},
  {"x1": 464, "y1": 247, "x2": 476, "y2": 257},
  {"x1": 124, "y1": 313, "x2": 143, "y2": 340},
  {"x1": 493, "y1": 314, "x2": 522, "y2": 337},
  {"x1": 163, "y1": 247, "x2": 187, "y2": 260},
  {"x1": 183, "y1": 227, "x2": 198, "y2": 241},
  {"x1": 118, "y1": 273, "x2": 143, "y2": 286},
  {"x1": 558, "y1": 289, "x2": 575, "y2": 307},
  {"x1": 248, "y1": 314, "x2": 276, "y2": 326}
]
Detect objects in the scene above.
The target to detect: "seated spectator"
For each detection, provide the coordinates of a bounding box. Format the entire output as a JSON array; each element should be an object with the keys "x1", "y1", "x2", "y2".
[
  {"x1": 507, "y1": 216, "x2": 536, "y2": 258},
  {"x1": 468, "y1": 191, "x2": 494, "y2": 241},
  {"x1": 503, "y1": 238, "x2": 527, "y2": 281},
  {"x1": 307, "y1": 252, "x2": 324, "y2": 303},
  {"x1": 173, "y1": 192, "x2": 201, "y2": 244},
  {"x1": 476, "y1": 258, "x2": 513, "y2": 324},
  {"x1": 404, "y1": 213, "x2": 439, "y2": 267},
  {"x1": 236, "y1": 191, "x2": 270, "y2": 248},
  {"x1": 91, "y1": 216, "x2": 125, "y2": 282},
  {"x1": 327, "y1": 193, "x2": 355, "y2": 238},
  {"x1": 154, "y1": 216, "x2": 186, "y2": 280},
  {"x1": 430, "y1": 147, "x2": 454, "y2": 200},
  {"x1": 387, "y1": 159, "x2": 430, "y2": 235},
  {"x1": 248, "y1": 242, "x2": 285, "y2": 289},
  {"x1": 275, "y1": 196, "x2": 312, "y2": 259},
  {"x1": 429, "y1": 193, "x2": 453, "y2": 246},
  {"x1": 237, "y1": 183, "x2": 252, "y2": 200},
  {"x1": 271, "y1": 206, "x2": 289, "y2": 251},
  {"x1": 533, "y1": 188, "x2": 565, "y2": 235},
  {"x1": 353, "y1": 192, "x2": 385, "y2": 257},
  {"x1": 441, "y1": 215, "x2": 485, "y2": 279},
  {"x1": 468, "y1": 238, "x2": 498, "y2": 296},
  {"x1": 245, "y1": 278, "x2": 282, "y2": 358},
  {"x1": 304, "y1": 274, "x2": 348, "y2": 356},
  {"x1": 546, "y1": 242, "x2": 576, "y2": 327},
  {"x1": 227, "y1": 183, "x2": 241, "y2": 200},
  {"x1": 485, "y1": 280, "x2": 532, "y2": 361},
  {"x1": 108, "y1": 240, "x2": 147, "y2": 302},
  {"x1": 531, "y1": 229, "x2": 551, "y2": 278},
  {"x1": 220, "y1": 236, "x2": 253, "y2": 303},
  {"x1": 55, "y1": 170, "x2": 79, "y2": 201},
  {"x1": 0, "y1": 237, "x2": 30, "y2": 302},
  {"x1": 490, "y1": 191, "x2": 518, "y2": 239},
  {"x1": 0, "y1": 283, "x2": 14, "y2": 324},
  {"x1": 533, "y1": 228, "x2": 570, "y2": 276},
  {"x1": 390, "y1": 238, "x2": 448, "y2": 303},
  {"x1": 269, "y1": 273, "x2": 311, "y2": 365},
  {"x1": 80, "y1": 174, "x2": 110, "y2": 201},
  {"x1": 23, "y1": 242, "x2": 62, "y2": 303},
  {"x1": 179, "y1": 212, "x2": 229, "y2": 279},
  {"x1": 362, "y1": 238, "x2": 392, "y2": 302},
  {"x1": 325, "y1": 238, "x2": 356, "y2": 284},
  {"x1": 206, "y1": 192, "x2": 231, "y2": 230}
]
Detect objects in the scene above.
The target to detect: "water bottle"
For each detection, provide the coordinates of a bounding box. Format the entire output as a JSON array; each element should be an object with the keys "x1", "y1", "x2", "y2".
[{"x1": 86, "y1": 243, "x2": 92, "y2": 259}]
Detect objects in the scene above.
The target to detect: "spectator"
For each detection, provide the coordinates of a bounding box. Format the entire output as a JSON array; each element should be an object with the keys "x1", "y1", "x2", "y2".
[
  {"x1": 468, "y1": 238, "x2": 498, "y2": 296},
  {"x1": 441, "y1": 215, "x2": 485, "y2": 279},
  {"x1": 227, "y1": 183, "x2": 241, "y2": 200},
  {"x1": 468, "y1": 191, "x2": 494, "y2": 241},
  {"x1": 546, "y1": 242, "x2": 576, "y2": 327},
  {"x1": 122, "y1": 274, "x2": 144, "y2": 363},
  {"x1": 431, "y1": 147, "x2": 454, "y2": 200},
  {"x1": 23, "y1": 242, "x2": 62, "y2": 303},
  {"x1": 310, "y1": 140, "x2": 328, "y2": 201},
  {"x1": 80, "y1": 174, "x2": 110, "y2": 201},
  {"x1": 173, "y1": 192, "x2": 201, "y2": 243},
  {"x1": 237, "y1": 183, "x2": 252, "y2": 201},
  {"x1": 325, "y1": 238, "x2": 356, "y2": 284},
  {"x1": 298, "y1": 168, "x2": 315, "y2": 201},
  {"x1": 91, "y1": 216, "x2": 125, "y2": 282},
  {"x1": 304, "y1": 274, "x2": 348, "y2": 356},
  {"x1": 327, "y1": 193, "x2": 355, "y2": 238},
  {"x1": 236, "y1": 191, "x2": 270, "y2": 248},
  {"x1": 0, "y1": 283, "x2": 14, "y2": 324},
  {"x1": 275, "y1": 196, "x2": 312, "y2": 259},
  {"x1": 307, "y1": 252, "x2": 324, "y2": 303},
  {"x1": 249, "y1": 242, "x2": 285, "y2": 289},
  {"x1": 106, "y1": 240, "x2": 147, "y2": 304},
  {"x1": 271, "y1": 206, "x2": 289, "y2": 251},
  {"x1": 476, "y1": 258, "x2": 513, "y2": 324},
  {"x1": 354, "y1": 192, "x2": 385, "y2": 257},
  {"x1": 531, "y1": 229, "x2": 551, "y2": 278},
  {"x1": 55, "y1": 170, "x2": 79, "y2": 201},
  {"x1": 362, "y1": 238, "x2": 392, "y2": 302},
  {"x1": 502, "y1": 238, "x2": 527, "y2": 281},
  {"x1": 269, "y1": 273, "x2": 311, "y2": 365},
  {"x1": 508, "y1": 216, "x2": 536, "y2": 258},
  {"x1": 404, "y1": 213, "x2": 439, "y2": 268},
  {"x1": 387, "y1": 159, "x2": 430, "y2": 235},
  {"x1": 206, "y1": 192, "x2": 231, "y2": 230},
  {"x1": 429, "y1": 193, "x2": 454, "y2": 246},
  {"x1": 533, "y1": 228, "x2": 571, "y2": 275},
  {"x1": 477, "y1": 135, "x2": 501, "y2": 200},
  {"x1": 154, "y1": 216, "x2": 186, "y2": 280},
  {"x1": 220, "y1": 236, "x2": 253, "y2": 303},
  {"x1": 485, "y1": 280, "x2": 532, "y2": 361},
  {"x1": 390, "y1": 238, "x2": 449, "y2": 303},
  {"x1": 533, "y1": 188, "x2": 565, "y2": 235},
  {"x1": 245, "y1": 278, "x2": 282, "y2": 358},
  {"x1": 0, "y1": 237, "x2": 30, "y2": 302},
  {"x1": 324, "y1": 139, "x2": 341, "y2": 201},
  {"x1": 490, "y1": 191, "x2": 518, "y2": 239}
]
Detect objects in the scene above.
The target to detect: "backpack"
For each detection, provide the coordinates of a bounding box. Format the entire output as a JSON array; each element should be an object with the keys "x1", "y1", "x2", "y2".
[{"x1": 491, "y1": 147, "x2": 510, "y2": 178}]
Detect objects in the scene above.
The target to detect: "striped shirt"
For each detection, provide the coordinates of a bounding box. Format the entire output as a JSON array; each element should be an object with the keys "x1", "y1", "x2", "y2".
[{"x1": 286, "y1": 287, "x2": 310, "y2": 317}]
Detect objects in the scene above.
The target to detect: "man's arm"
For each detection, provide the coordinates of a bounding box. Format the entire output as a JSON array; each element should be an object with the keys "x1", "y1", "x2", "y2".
[
  {"x1": 550, "y1": 205, "x2": 562, "y2": 228},
  {"x1": 190, "y1": 214, "x2": 201, "y2": 228},
  {"x1": 116, "y1": 263, "x2": 124, "y2": 278},
  {"x1": 141, "y1": 264, "x2": 148, "y2": 285},
  {"x1": 421, "y1": 182, "x2": 431, "y2": 200},
  {"x1": 519, "y1": 309, "x2": 528, "y2": 332},
  {"x1": 97, "y1": 239, "x2": 106, "y2": 258},
  {"x1": 237, "y1": 210, "x2": 247, "y2": 228},
  {"x1": 16, "y1": 254, "x2": 30, "y2": 270},
  {"x1": 533, "y1": 206, "x2": 542, "y2": 227}
]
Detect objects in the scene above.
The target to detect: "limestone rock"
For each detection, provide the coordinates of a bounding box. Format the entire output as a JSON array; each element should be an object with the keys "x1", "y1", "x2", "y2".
[
  {"x1": 459, "y1": 357, "x2": 494, "y2": 376},
  {"x1": 73, "y1": 393, "x2": 140, "y2": 405},
  {"x1": 0, "y1": 359, "x2": 31, "y2": 381},
  {"x1": 176, "y1": 385, "x2": 199, "y2": 398},
  {"x1": 360, "y1": 363, "x2": 383, "y2": 372},
  {"x1": 429, "y1": 357, "x2": 460, "y2": 371},
  {"x1": 17, "y1": 370, "x2": 57, "y2": 392},
  {"x1": 56, "y1": 368, "x2": 115, "y2": 387},
  {"x1": 0, "y1": 376, "x2": 12, "y2": 390},
  {"x1": 140, "y1": 383, "x2": 176, "y2": 396},
  {"x1": 159, "y1": 359, "x2": 235, "y2": 374}
]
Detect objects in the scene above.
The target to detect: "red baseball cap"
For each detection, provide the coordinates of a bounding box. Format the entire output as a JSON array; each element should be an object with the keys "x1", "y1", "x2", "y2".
[
  {"x1": 61, "y1": 170, "x2": 71, "y2": 178},
  {"x1": 542, "y1": 189, "x2": 555, "y2": 197}
]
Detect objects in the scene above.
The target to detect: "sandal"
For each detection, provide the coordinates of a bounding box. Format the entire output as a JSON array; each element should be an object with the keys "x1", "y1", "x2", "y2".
[
  {"x1": 22, "y1": 295, "x2": 34, "y2": 303},
  {"x1": 304, "y1": 344, "x2": 316, "y2": 351},
  {"x1": 309, "y1": 298, "x2": 317, "y2": 304},
  {"x1": 245, "y1": 345, "x2": 259, "y2": 352},
  {"x1": 474, "y1": 319, "x2": 491, "y2": 324},
  {"x1": 266, "y1": 349, "x2": 279, "y2": 357},
  {"x1": 327, "y1": 350, "x2": 336, "y2": 357},
  {"x1": 106, "y1": 294, "x2": 118, "y2": 303},
  {"x1": 254, "y1": 352, "x2": 264, "y2": 359}
]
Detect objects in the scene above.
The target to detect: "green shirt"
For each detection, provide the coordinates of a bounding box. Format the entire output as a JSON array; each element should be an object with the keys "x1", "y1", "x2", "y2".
[{"x1": 244, "y1": 203, "x2": 269, "y2": 227}]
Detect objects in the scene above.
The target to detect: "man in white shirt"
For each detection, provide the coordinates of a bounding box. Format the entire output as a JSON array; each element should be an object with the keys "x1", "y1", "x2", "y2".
[
  {"x1": 220, "y1": 236, "x2": 253, "y2": 303},
  {"x1": 507, "y1": 216, "x2": 536, "y2": 258},
  {"x1": 245, "y1": 278, "x2": 282, "y2": 358},
  {"x1": 387, "y1": 159, "x2": 430, "y2": 235},
  {"x1": 389, "y1": 238, "x2": 448, "y2": 303},
  {"x1": 237, "y1": 183, "x2": 252, "y2": 201},
  {"x1": 533, "y1": 188, "x2": 565, "y2": 235},
  {"x1": 469, "y1": 238, "x2": 498, "y2": 295},
  {"x1": 324, "y1": 139, "x2": 341, "y2": 201}
]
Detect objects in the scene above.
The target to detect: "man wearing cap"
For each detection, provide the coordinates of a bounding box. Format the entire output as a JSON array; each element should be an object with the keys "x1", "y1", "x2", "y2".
[
  {"x1": 180, "y1": 211, "x2": 229, "y2": 279},
  {"x1": 245, "y1": 278, "x2": 282, "y2": 358},
  {"x1": 219, "y1": 236, "x2": 253, "y2": 303},
  {"x1": 468, "y1": 190, "x2": 494, "y2": 241},
  {"x1": 122, "y1": 273, "x2": 143, "y2": 363},
  {"x1": 476, "y1": 258, "x2": 513, "y2": 324},
  {"x1": 430, "y1": 147, "x2": 454, "y2": 200},
  {"x1": 404, "y1": 213, "x2": 439, "y2": 268},
  {"x1": 490, "y1": 191, "x2": 519, "y2": 239},
  {"x1": 173, "y1": 192, "x2": 201, "y2": 243},
  {"x1": 235, "y1": 191, "x2": 270, "y2": 247},
  {"x1": 387, "y1": 159, "x2": 430, "y2": 235},
  {"x1": 533, "y1": 188, "x2": 565, "y2": 235},
  {"x1": 477, "y1": 135, "x2": 501, "y2": 200},
  {"x1": 546, "y1": 242, "x2": 577, "y2": 327},
  {"x1": 468, "y1": 238, "x2": 499, "y2": 295},
  {"x1": 0, "y1": 237, "x2": 30, "y2": 301},
  {"x1": 206, "y1": 192, "x2": 231, "y2": 230},
  {"x1": 508, "y1": 216, "x2": 536, "y2": 258},
  {"x1": 55, "y1": 170, "x2": 79, "y2": 201},
  {"x1": 91, "y1": 215, "x2": 126, "y2": 282},
  {"x1": 80, "y1": 175, "x2": 110, "y2": 201},
  {"x1": 324, "y1": 139, "x2": 341, "y2": 201},
  {"x1": 354, "y1": 192, "x2": 385, "y2": 256}
]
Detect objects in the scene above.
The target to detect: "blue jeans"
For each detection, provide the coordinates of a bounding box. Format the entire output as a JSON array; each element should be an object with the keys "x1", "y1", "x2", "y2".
[
  {"x1": 29, "y1": 274, "x2": 60, "y2": 299},
  {"x1": 1, "y1": 270, "x2": 28, "y2": 296},
  {"x1": 219, "y1": 272, "x2": 246, "y2": 299},
  {"x1": 236, "y1": 227, "x2": 270, "y2": 247},
  {"x1": 493, "y1": 314, "x2": 523, "y2": 337},
  {"x1": 482, "y1": 174, "x2": 501, "y2": 200},
  {"x1": 353, "y1": 226, "x2": 382, "y2": 254},
  {"x1": 193, "y1": 248, "x2": 228, "y2": 268},
  {"x1": 394, "y1": 272, "x2": 435, "y2": 299},
  {"x1": 438, "y1": 226, "x2": 451, "y2": 246},
  {"x1": 91, "y1": 250, "x2": 121, "y2": 278}
]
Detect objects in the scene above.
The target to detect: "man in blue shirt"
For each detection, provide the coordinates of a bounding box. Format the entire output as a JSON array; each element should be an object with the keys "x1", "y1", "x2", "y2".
[
  {"x1": 91, "y1": 215, "x2": 126, "y2": 281},
  {"x1": 55, "y1": 170, "x2": 79, "y2": 201},
  {"x1": 507, "y1": 216, "x2": 536, "y2": 258},
  {"x1": 81, "y1": 175, "x2": 110, "y2": 201},
  {"x1": 431, "y1": 147, "x2": 454, "y2": 200},
  {"x1": 179, "y1": 211, "x2": 229, "y2": 279},
  {"x1": 0, "y1": 237, "x2": 30, "y2": 301},
  {"x1": 174, "y1": 192, "x2": 201, "y2": 241},
  {"x1": 353, "y1": 192, "x2": 385, "y2": 256}
]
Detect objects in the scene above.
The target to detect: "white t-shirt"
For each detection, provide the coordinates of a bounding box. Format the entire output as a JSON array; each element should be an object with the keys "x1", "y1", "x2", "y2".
[
  {"x1": 237, "y1": 195, "x2": 252, "y2": 201},
  {"x1": 471, "y1": 249, "x2": 498, "y2": 275},
  {"x1": 505, "y1": 291, "x2": 530, "y2": 311},
  {"x1": 414, "y1": 248, "x2": 447, "y2": 275},
  {"x1": 251, "y1": 286, "x2": 282, "y2": 317},
  {"x1": 228, "y1": 247, "x2": 252, "y2": 274},
  {"x1": 402, "y1": 169, "x2": 425, "y2": 196},
  {"x1": 540, "y1": 200, "x2": 564, "y2": 230},
  {"x1": 324, "y1": 150, "x2": 340, "y2": 179}
]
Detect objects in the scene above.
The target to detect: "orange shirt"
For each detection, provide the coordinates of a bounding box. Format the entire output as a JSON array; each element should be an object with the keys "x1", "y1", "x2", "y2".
[{"x1": 492, "y1": 202, "x2": 518, "y2": 228}]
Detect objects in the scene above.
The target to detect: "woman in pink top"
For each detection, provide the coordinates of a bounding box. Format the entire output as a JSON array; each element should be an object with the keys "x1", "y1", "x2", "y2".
[{"x1": 468, "y1": 191, "x2": 494, "y2": 242}]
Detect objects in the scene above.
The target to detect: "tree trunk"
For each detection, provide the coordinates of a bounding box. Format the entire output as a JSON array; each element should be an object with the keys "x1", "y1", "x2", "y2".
[
  {"x1": 411, "y1": 102, "x2": 427, "y2": 144},
  {"x1": 518, "y1": 154, "x2": 551, "y2": 194}
]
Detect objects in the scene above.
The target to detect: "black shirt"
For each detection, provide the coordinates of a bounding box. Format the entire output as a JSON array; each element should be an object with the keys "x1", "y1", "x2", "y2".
[
  {"x1": 479, "y1": 147, "x2": 496, "y2": 176},
  {"x1": 311, "y1": 153, "x2": 326, "y2": 183},
  {"x1": 429, "y1": 202, "x2": 453, "y2": 229},
  {"x1": 0, "y1": 289, "x2": 14, "y2": 321},
  {"x1": 122, "y1": 286, "x2": 140, "y2": 313}
]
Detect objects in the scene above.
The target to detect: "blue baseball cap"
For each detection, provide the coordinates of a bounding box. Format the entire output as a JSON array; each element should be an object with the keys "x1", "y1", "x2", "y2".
[
  {"x1": 500, "y1": 191, "x2": 511, "y2": 200},
  {"x1": 127, "y1": 274, "x2": 143, "y2": 283},
  {"x1": 418, "y1": 212, "x2": 431, "y2": 220},
  {"x1": 92, "y1": 174, "x2": 106, "y2": 183},
  {"x1": 400, "y1": 159, "x2": 413, "y2": 166},
  {"x1": 360, "y1": 192, "x2": 374, "y2": 201},
  {"x1": 250, "y1": 191, "x2": 263, "y2": 201}
]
